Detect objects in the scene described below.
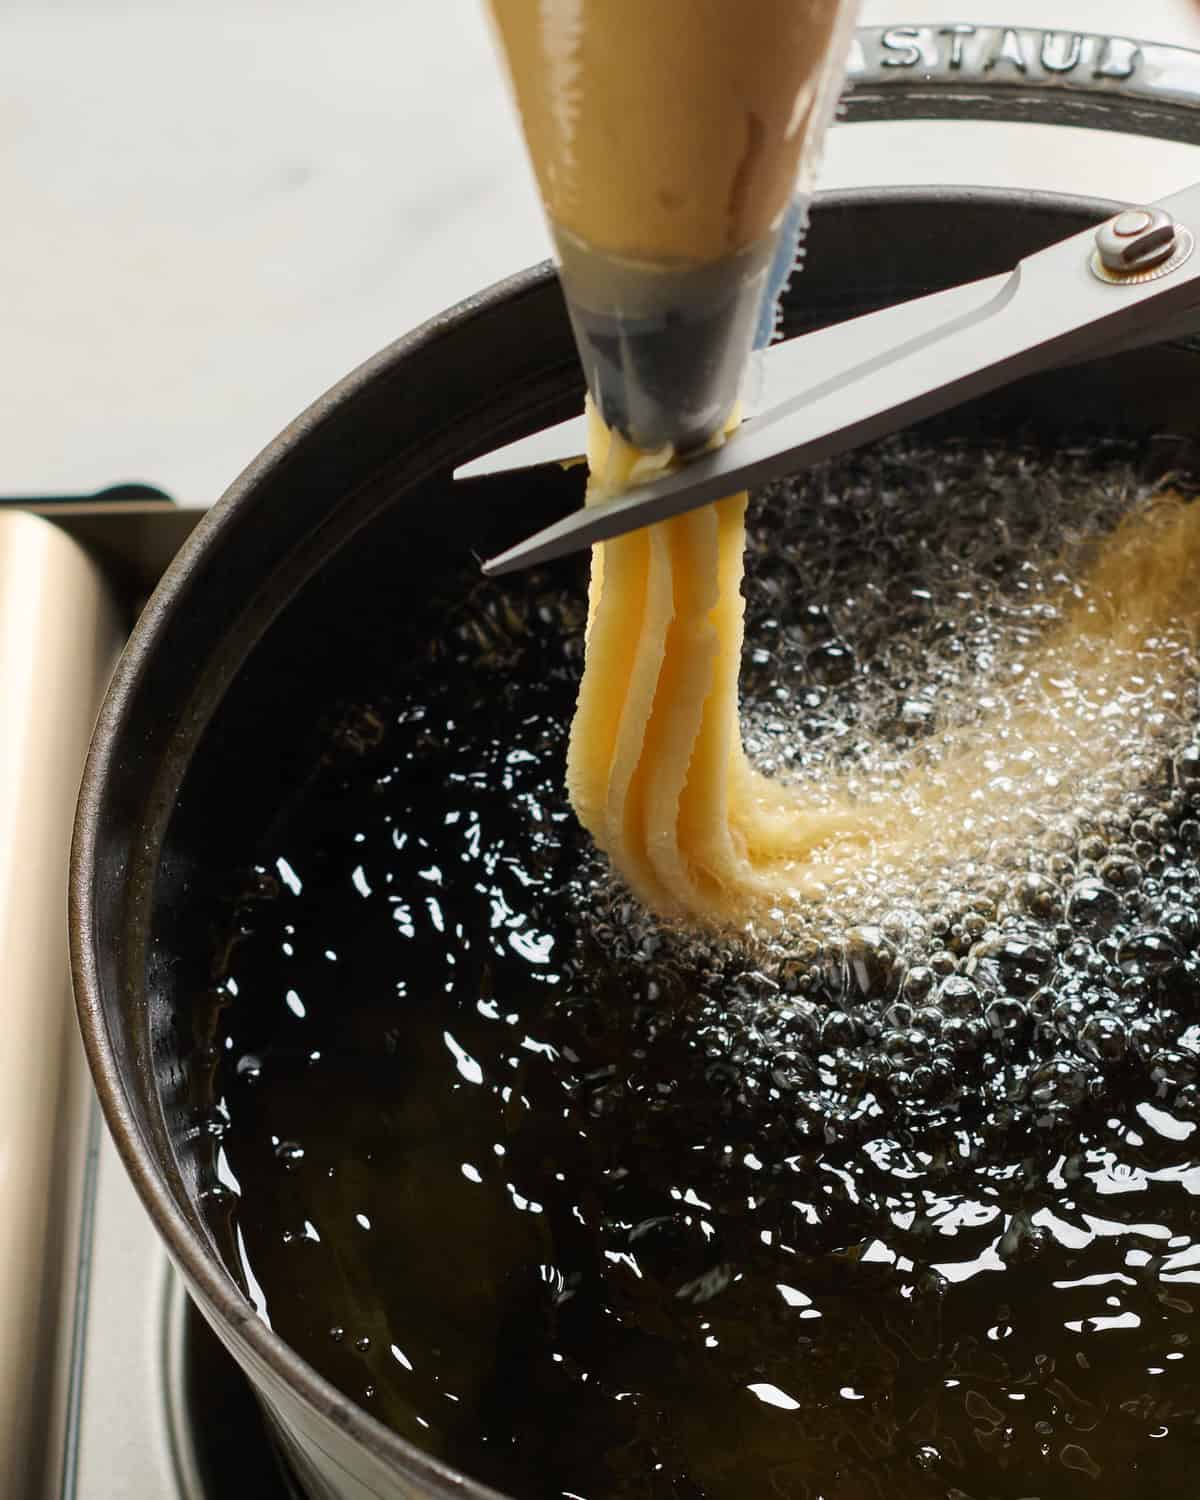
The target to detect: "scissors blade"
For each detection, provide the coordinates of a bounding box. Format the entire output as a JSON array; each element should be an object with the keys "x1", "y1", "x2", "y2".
[
  {"x1": 455, "y1": 273, "x2": 1016, "y2": 483},
  {"x1": 482, "y1": 183, "x2": 1200, "y2": 577},
  {"x1": 457, "y1": 414, "x2": 589, "y2": 480}
]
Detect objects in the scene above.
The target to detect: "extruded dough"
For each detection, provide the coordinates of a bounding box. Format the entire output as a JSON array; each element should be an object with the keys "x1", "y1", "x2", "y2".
[{"x1": 566, "y1": 406, "x2": 1200, "y2": 927}]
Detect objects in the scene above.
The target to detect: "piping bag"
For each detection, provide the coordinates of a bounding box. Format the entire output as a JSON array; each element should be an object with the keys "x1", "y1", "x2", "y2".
[
  {"x1": 485, "y1": 0, "x2": 861, "y2": 453},
  {"x1": 485, "y1": 0, "x2": 862, "y2": 923}
]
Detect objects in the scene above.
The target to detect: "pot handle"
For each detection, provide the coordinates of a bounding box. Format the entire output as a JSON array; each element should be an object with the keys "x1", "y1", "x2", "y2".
[{"x1": 844, "y1": 24, "x2": 1200, "y2": 145}]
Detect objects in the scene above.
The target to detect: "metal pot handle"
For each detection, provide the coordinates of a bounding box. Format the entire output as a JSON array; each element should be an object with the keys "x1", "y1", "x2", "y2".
[{"x1": 845, "y1": 24, "x2": 1200, "y2": 144}]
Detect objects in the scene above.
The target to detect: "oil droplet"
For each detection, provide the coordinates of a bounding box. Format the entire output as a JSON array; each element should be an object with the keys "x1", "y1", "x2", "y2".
[{"x1": 1061, "y1": 1443, "x2": 1102, "y2": 1478}]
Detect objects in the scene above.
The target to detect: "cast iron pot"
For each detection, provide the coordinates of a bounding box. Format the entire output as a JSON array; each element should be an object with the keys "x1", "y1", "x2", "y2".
[{"x1": 69, "y1": 186, "x2": 1200, "y2": 1500}]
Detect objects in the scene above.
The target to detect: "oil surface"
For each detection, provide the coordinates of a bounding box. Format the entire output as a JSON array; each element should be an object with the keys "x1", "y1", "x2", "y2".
[{"x1": 204, "y1": 438, "x2": 1200, "y2": 1499}]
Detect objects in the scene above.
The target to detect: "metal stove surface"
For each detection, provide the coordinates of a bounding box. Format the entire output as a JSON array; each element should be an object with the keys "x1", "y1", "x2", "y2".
[{"x1": 63, "y1": 1114, "x2": 295, "y2": 1499}]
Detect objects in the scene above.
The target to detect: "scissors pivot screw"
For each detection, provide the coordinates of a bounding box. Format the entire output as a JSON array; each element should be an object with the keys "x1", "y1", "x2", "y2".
[{"x1": 1095, "y1": 206, "x2": 1179, "y2": 275}]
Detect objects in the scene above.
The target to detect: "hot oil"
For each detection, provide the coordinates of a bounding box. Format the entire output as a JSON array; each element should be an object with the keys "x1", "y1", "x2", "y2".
[{"x1": 204, "y1": 437, "x2": 1200, "y2": 1499}]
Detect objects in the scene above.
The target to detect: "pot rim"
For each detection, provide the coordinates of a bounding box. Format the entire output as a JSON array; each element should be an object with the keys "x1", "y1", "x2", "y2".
[
  {"x1": 68, "y1": 183, "x2": 1118, "y2": 1497},
  {"x1": 69, "y1": 252, "x2": 559, "y2": 1500}
]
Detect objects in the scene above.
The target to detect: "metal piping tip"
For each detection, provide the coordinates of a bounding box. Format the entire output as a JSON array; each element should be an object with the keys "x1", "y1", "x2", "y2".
[{"x1": 554, "y1": 229, "x2": 775, "y2": 453}]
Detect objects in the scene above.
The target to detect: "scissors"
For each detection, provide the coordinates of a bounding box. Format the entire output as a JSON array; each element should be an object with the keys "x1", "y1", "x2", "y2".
[{"x1": 460, "y1": 184, "x2": 1200, "y2": 578}]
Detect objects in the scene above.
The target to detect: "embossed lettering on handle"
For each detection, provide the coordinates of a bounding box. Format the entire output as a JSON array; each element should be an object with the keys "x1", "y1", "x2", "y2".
[{"x1": 844, "y1": 25, "x2": 1200, "y2": 144}]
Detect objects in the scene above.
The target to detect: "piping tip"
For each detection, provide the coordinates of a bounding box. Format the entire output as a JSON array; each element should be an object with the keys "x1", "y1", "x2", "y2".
[{"x1": 555, "y1": 230, "x2": 776, "y2": 454}]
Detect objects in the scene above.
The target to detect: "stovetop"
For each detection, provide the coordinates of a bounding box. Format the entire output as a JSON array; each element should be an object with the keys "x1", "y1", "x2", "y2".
[{"x1": 59, "y1": 1111, "x2": 295, "y2": 1500}]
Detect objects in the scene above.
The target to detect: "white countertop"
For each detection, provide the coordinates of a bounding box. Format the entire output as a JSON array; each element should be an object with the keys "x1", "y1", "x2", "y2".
[{"x1": 5, "y1": 0, "x2": 1200, "y2": 507}]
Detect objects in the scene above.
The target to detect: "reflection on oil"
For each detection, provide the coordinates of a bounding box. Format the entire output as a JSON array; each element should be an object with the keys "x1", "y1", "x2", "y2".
[{"x1": 202, "y1": 437, "x2": 1200, "y2": 1498}]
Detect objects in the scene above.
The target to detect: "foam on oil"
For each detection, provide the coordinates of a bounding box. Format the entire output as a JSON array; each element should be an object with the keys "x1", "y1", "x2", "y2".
[{"x1": 202, "y1": 437, "x2": 1200, "y2": 1499}]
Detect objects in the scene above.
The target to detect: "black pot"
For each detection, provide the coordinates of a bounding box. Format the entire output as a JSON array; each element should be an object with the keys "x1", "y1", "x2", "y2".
[{"x1": 69, "y1": 185, "x2": 1200, "y2": 1499}]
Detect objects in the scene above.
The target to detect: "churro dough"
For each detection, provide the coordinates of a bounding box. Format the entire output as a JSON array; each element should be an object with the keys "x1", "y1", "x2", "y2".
[
  {"x1": 486, "y1": 0, "x2": 852, "y2": 264},
  {"x1": 567, "y1": 409, "x2": 1200, "y2": 926}
]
